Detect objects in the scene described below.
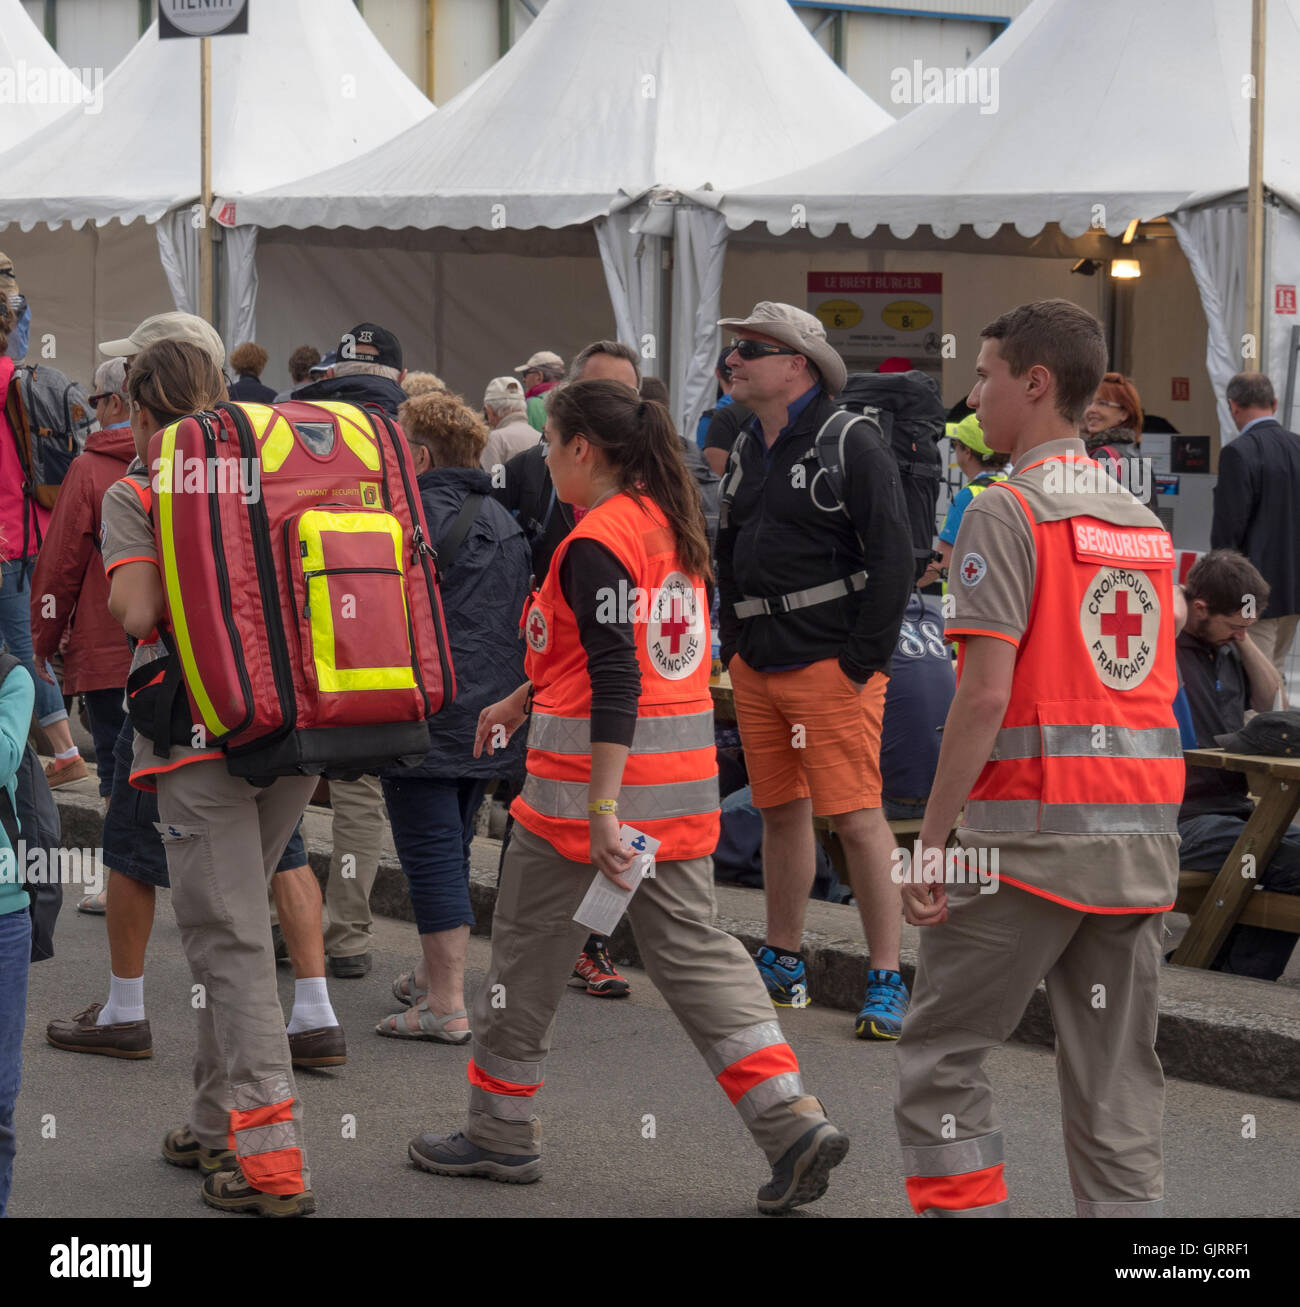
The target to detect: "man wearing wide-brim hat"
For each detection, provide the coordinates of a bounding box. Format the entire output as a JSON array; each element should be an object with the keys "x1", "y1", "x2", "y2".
[{"x1": 714, "y1": 300, "x2": 914, "y2": 1038}]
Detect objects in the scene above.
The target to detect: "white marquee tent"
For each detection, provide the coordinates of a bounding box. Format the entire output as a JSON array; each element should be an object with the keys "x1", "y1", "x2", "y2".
[
  {"x1": 219, "y1": 0, "x2": 894, "y2": 431},
  {"x1": 703, "y1": 0, "x2": 1300, "y2": 440},
  {"x1": 0, "y1": 0, "x2": 432, "y2": 383},
  {"x1": 0, "y1": 0, "x2": 87, "y2": 155}
]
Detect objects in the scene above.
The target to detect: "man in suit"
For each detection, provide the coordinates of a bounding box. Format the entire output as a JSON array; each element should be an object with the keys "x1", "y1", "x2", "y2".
[{"x1": 1210, "y1": 371, "x2": 1300, "y2": 697}]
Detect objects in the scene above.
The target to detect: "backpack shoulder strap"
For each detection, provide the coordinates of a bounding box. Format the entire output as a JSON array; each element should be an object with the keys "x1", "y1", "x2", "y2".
[
  {"x1": 815, "y1": 408, "x2": 881, "y2": 518},
  {"x1": 435, "y1": 492, "x2": 485, "y2": 578},
  {"x1": 718, "y1": 425, "x2": 756, "y2": 529}
]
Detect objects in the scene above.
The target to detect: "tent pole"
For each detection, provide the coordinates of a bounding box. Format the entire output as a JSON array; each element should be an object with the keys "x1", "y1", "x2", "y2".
[
  {"x1": 1244, "y1": 0, "x2": 1266, "y2": 364},
  {"x1": 199, "y1": 36, "x2": 214, "y2": 325},
  {"x1": 425, "y1": 0, "x2": 436, "y2": 101}
]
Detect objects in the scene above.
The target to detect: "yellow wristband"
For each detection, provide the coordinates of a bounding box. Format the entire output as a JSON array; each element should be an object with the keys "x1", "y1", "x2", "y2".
[{"x1": 588, "y1": 799, "x2": 618, "y2": 815}]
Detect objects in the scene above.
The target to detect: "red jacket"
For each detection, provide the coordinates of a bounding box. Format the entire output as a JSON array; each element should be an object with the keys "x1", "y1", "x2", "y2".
[{"x1": 30, "y1": 424, "x2": 136, "y2": 693}]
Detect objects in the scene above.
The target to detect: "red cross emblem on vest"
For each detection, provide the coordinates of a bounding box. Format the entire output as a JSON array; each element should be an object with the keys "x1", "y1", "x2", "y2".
[
  {"x1": 1100, "y1": 590, "x2": 1142, "y2": 657},
  {"x1": 526, "y1": 608, "x2": 548, "y2": 652},
  {"x1": 660, "y1": 594, "x2": 691, "y2": 654}
]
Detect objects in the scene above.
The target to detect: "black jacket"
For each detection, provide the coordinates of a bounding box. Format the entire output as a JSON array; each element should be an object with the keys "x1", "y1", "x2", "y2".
[
  {"x1": 1211, "y1": 418, "x2": 1300, "y2": 617},
  {"x1": 386, "y1": 466, "x2": 530, "y2": 780},
  {"x1": 229, "y1": 374, "x2": 277, "y2": 403},
  {"x1": 292, "y1": 372, "x2": 408, "y2": 421},
  {"x1": 717, "y1": 390, "x2": 913, "y2": 682}
]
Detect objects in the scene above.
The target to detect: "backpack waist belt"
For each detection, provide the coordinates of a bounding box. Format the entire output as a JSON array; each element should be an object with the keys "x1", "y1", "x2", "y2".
[{"x1": 734, "y1": 570, "x2": 868, "y2": 620}]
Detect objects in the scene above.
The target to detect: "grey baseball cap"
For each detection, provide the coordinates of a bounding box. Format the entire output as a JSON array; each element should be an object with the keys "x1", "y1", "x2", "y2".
[
  {"x1": 717, "y1": 301, "x2": 848, "y2": 395},
  {"x1": 1214, "y1": 710, "x2": 1300, "y2": 757}
]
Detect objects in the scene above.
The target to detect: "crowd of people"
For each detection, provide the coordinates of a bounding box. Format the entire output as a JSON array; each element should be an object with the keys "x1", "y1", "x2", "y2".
[{"x1": 0, "y1": 249, "x2": 1297, "y2": 1219}]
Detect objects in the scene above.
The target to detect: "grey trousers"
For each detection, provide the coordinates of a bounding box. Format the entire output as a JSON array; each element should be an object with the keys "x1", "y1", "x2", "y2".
[
  {"x1": 894, "y1": 881, "x2": 1167, "y2": 1218},
  {"x1": 465, "y1": 824, "x2": 829, "y2": 1164},
  {"x1": 324, "y1": 775, "x2": 386, "y2": 958},
  {"x1": 155, "y1": 759, "x2": 317, "y2": 1194}
]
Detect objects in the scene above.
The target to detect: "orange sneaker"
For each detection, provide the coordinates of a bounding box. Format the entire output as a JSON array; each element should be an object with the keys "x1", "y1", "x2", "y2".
[{"x1": 44, "y1": 755, "x2": 88, "y2": 788}]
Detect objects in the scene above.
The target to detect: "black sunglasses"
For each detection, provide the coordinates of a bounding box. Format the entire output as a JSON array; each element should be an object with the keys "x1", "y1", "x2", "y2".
[
  {"x1": 87, "y1": 392, "x2": 115, "y2": 406},
  {"x1": 728, "y1": 338, "x2": 800, "y2": 361}
]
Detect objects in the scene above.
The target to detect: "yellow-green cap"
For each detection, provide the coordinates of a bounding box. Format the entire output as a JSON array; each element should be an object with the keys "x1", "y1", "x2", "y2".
[{"x1": 946, "y1": 412, "x2": 994, "y2": 457}]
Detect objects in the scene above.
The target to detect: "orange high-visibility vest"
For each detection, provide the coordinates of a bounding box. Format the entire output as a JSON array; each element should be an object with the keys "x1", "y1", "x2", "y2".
[
  {"x1": 510, "y1": 491, "x2": 719, "y2": 863},
  {"x1": 955, "y1": 455, "x2": 1184, "y2": 910}
]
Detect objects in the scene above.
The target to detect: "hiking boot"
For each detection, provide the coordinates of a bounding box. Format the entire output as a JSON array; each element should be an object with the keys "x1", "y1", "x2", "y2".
[
  {"x1": 289, "y1": 1024, "x2": 347, "y2": 1068},
  {"x1": 754, "y1": 947, "x2": 810, "y2": 1009},
  {"x1": 44, "y1": 754, "x2": 88, "y2": 788},
  {"x1": 46, "y1": 1003, "x2": 152, "y2": 1059},
  {"x1": 201, "y1": 1165, "x2": 316, "y2": 1217},
  {"x1": 162, "y1": 1126, "x2": 235, "y2": 1175},
  {"x1": 409, "y1": 1131, "x2": 541, "y2": 1184},
  {"x1": 329, "y1": 952, "x2": 372, "y2": 979},
  {"x1": 855, "y1": 969, "x2": 909, "y2": 1040},
  {"x1": 570, "y1": 939, "x2": 630, "y2": 997},
  {"x1": 757, "y1": 1121, "x2": 850, "y2": 1215}
]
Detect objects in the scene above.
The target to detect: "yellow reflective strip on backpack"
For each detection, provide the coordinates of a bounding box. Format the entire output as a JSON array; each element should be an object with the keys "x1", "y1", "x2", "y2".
[
  {"x1": 156, "y1": 422, "x2": 228, "y2": 736},
  {"x1": 304, "y1": 402, "x2": 382, "y2": 471},
  {"x1": 298, "y1": 511, "x2": 416, "y2": 693},
  {"x1": 259, "y1": 413, "x2": 295, "y2": 474},
  {"x1": 241, "y1": 403, "x2": 277, "y2": 442}
]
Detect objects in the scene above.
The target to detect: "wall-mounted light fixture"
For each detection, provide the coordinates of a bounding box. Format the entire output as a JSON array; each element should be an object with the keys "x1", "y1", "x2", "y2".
[{"x1": 1110, "y1": 258, "x2": 1142, "y2": 279}]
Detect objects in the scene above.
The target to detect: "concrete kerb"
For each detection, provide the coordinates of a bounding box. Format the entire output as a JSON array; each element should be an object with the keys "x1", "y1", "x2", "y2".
[{"x1": 56, "y1": 789, "x2": 1300, "y2": 1103}]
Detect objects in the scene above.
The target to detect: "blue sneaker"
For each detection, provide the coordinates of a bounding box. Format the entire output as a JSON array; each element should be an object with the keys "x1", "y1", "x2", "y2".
[
  {"x1": 855, "y1": 969, "x2": 908, "y2": 1040},
  {"x1": 755, "y1": 946, "x2": 810, "y2": 1009}
]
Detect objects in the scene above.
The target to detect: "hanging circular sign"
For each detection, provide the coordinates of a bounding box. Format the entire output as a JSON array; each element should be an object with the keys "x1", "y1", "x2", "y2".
[{"x1": 159, "y1": 0, "x2": 249, "y2": 39}]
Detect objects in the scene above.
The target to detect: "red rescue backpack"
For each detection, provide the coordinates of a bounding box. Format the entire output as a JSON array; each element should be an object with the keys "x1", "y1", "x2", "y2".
[{"x1": 139, "y1": 399, "x2": 454, "y2": 779}]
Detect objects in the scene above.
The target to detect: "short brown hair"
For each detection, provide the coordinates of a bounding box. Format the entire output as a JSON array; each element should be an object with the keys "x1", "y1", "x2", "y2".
[
  {"x1": 569, "y1": 339, "x2": 642, "y2": 385},
  {"x1": 127, "y1": 339, "x2": 228, "y2": 425},
  {"x1": 1226, "y1": 371, "x2": 1275, "y2": 409},
  {"x1": 230, "y1": 342, "x2": 268, "y2": 377},
  {"x1": 1184, "y1": 549, "x2": 1270, "y2": 618},
  {"x1": 1094, "y1": 371, "x2": 1143, "y2": 434},
  {"x1": 398, "y1": 391, "x2": 487, "y2": 469},
  {"x1": 288, "y1": 344, "x2": 320, "y2": 383},
  {"x1": 980, "y1": 299, "x2": 1107, "y2": 425}
]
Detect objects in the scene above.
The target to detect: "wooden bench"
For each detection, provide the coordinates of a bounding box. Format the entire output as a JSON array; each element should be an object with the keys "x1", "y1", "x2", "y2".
[
  {"x1": 1174, "y1": 870, "x2": 1300, "y2": 934},
  {"x1": 812, "y1": 815, "x2": 929, "y2": 887}
]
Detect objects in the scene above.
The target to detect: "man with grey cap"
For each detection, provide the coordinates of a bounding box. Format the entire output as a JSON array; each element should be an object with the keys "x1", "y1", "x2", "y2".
[
  {"x1": 515, "y1": 350, "x2": 565, "y2": 432},
  {"x1": 715, "y1": 301, "x2": 913, "y2": 1038},
  {"x1": 480, "y1": 375, "x2": 537, "y2": 474}
]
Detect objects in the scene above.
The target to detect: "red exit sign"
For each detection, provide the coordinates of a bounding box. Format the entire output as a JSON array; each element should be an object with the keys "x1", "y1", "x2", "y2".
[
  {"x1": 1171, "y1": 377, "x2": 1190, "y2": 402},
  {"x1": 1277, "y1": 285, "x2": 1298, "y2": 314}
]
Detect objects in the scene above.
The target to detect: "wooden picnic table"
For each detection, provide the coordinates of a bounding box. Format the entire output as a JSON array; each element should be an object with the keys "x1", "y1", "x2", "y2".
[{"x1": 1172, "y1": 749, "x2": 1300, "y2": 967}]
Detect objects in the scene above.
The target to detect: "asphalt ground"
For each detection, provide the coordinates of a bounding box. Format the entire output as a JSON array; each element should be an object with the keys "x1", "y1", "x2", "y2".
[{"x1": 15, "y1": 894, "x2": 1300, "y2": 1224}]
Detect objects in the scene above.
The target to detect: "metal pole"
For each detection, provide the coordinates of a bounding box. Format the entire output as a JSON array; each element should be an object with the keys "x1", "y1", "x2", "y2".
[
  {"x1": 199, "y1": 36, "x2": 214, "y2": 325},
  {"x1": 425, "y1": 0, "x2": 436, "y2": 101},
  {"x1": 1244, "y1": 0, "x2": 1266, "y2": 363}
]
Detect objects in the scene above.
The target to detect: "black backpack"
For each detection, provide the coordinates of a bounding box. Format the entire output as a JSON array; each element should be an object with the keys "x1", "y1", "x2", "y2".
[
  {"x1": 835, "y1": 371, "x2": 945, "y2": 581},
  {"x1": 0, "y1": 654, "x2": 62, "y2": 962}
]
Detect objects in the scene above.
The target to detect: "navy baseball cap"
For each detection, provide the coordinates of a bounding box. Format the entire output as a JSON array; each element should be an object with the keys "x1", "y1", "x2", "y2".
[{"x1": 339, "y1": 322, "x2": 402, "y2": 371}]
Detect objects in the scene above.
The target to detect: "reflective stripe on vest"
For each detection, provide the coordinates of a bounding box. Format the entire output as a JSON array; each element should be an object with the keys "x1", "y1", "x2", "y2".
[
  {"x1": 527, "y1": 709, "x2": 714, "y2": 756},
  {"x1": 964, "y1": 799, "x2": 1180, "y2": 834},
  {"x1": 704, "y1": 1021, "x2": 805, "y2": 1124},
  {"x1": 518, "y1": 773, "x2": 719, "y2": 823},
  {"x1": 989, "y1": 723, "x2": 1181, "y2": 762}
]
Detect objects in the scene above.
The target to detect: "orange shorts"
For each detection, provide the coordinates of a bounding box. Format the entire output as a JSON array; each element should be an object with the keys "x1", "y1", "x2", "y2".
[{"x1": 729, "y1": 654, "x2": 887, "y2": 815}]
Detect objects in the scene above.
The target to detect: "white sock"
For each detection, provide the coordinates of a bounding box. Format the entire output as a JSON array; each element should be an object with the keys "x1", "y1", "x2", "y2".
[
  {"x1": 286, "y1": 977, "x2": 338, "y2": 1034},
  {"x1": 55, "y1": 746, "x2": 80, "y2": 762},
  {"x1": 98, "y1": 973, "x2": 145, "y2": 1025}
]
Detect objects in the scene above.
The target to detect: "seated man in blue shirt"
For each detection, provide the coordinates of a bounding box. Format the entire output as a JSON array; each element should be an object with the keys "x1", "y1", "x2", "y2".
[{"x1": 1175, "y1": 550, "x2": 1298, "y2": 980}]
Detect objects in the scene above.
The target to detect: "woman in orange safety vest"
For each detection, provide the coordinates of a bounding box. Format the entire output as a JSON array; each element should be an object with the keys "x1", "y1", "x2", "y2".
[{"x1": 405, "y1": 378, "x2": 849, "y2": 1214}]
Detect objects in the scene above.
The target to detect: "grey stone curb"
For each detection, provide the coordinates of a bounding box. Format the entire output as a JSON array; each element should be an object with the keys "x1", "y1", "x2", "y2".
[{"x1": 58, "y1": 792, "x2": 1300, "y2": 1103}]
